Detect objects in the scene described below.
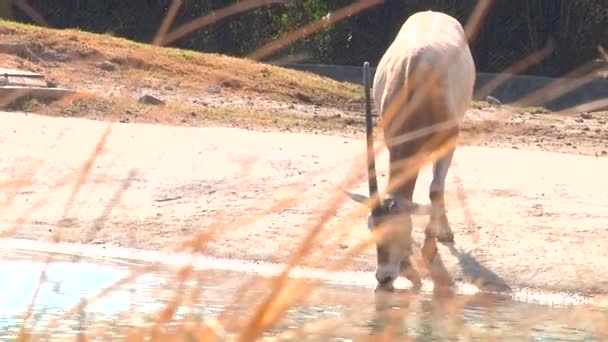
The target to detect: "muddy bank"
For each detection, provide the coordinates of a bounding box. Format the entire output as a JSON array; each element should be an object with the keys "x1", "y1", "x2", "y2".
[{"x1": 0, "y1": 111, "x2": 607, "y2": 296}]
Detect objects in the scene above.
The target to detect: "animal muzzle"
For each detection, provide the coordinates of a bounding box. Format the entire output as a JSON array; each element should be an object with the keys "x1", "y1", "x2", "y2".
[{"x1": 375, "y1": 263, "x2": 400, "y2": 287}]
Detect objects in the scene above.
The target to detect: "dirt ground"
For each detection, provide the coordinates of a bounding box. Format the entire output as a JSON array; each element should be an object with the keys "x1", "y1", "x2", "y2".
[
  {"x1": 2, "y1": 20, "x2": 608, "y2": 297},
  {"x1": 1, "y1": 110, "x2": 607, "y2": 297},
  {"x1": 1, "y1": 19, "x2": 607, "y2": 159}
]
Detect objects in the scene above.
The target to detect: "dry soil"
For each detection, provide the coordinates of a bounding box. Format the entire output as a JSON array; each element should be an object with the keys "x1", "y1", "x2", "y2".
[{"x1": 1, "y1": 110, "x2": 607, "y2": 296}]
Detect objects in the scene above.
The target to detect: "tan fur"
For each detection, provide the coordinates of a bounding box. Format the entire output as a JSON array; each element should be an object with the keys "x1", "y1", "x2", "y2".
[
  {"x1": 373, "y1": 11, "x2": 475, "y2": 127},
  {"x1": 371, "y1": 10, "x2": 476, "y2": 290}
]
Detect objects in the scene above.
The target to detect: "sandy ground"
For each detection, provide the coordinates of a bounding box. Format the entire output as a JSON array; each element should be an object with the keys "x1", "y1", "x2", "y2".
[{"x1": 0, "y1": 111, "x2": 607, "y2": 296}]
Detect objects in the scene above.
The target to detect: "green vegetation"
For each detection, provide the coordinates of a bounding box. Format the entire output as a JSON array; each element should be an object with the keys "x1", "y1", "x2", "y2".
[
  {"x1": 8, "y1": 96, "x2": 42, "y2": 112},
  {"x1": 45, "y1": 95, "x2": 360, "y2": 134},
  {"x1": 0, "y1": 18, "x2": 363, "y2": 111},
  {"x1": 6, "y1": 0, "x2": 607, "y2": 77}
]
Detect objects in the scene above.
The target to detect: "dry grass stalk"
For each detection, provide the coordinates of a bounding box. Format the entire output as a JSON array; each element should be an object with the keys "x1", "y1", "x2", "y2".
[{"x1": 1, "y1": 0, "x2": 606, "y2": 340}]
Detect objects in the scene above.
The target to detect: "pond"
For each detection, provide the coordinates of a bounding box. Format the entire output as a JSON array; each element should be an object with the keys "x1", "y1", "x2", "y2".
[{"x1": 0, "y1": 247, "x2": 606, "y2": 341}]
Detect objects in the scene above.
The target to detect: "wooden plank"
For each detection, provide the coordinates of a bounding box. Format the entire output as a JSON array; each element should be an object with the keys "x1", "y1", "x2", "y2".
[
  {"x1": 0, "y1": 67, "x2": 45, "y2": 78},
  {"x1": 1, "y1": 75, "x2": 48, "y2": 87}
]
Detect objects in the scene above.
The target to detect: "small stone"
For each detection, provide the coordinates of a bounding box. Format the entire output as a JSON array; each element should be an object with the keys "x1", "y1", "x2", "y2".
[
  {"x1": 221, "y1": 79, "x2": 242, "y2": 88},
  {"x1": 139, "y1": 94, "x2": 165, "y2": 105},
  {"x1": 99, "y1": 61, "x2": 117, "y2": 71},
  {"x1": 578, "y1": 112, "x2": 593, "y2": 119},
  {"x1": 602, "y1": 150, "x2": 607, "y2": 155},
  {"x1": 575, "y1": 118, "x2": 584, "y2": 123},
  {"x1": 207, "y1": 85, "x2": 221, "y2": 94},
  {"x1": 583, "y1": 126, "x2": 590, "y2": 131}
]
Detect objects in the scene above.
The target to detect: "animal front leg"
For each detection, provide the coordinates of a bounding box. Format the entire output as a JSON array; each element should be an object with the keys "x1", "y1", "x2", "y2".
[{"x1": 426, "y1": 147, "x2": 456, "y2": 244}]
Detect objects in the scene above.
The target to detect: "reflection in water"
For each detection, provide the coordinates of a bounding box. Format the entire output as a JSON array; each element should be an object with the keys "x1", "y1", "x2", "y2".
[{"x1": 0, "y1": 249, "x2": 606, "y2": 340}]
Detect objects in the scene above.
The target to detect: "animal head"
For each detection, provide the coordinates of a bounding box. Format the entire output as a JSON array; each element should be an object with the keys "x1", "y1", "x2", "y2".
[{"x1": 367, "y1": 198, "x2": 429, "y2": 290}]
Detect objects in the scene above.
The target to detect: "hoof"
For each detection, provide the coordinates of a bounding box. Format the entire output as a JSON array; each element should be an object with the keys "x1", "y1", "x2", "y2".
[
  {"x1": 375, "y1": 283, "x2": 395, "y2": 293},
  {"x1": 427, "y1": 214, "x2": 455, "y2": 244},
  {"x1": 437, "y1": 230, "x2": 455, "y2": 243},
  {"x1": 400, "y1": 260, "x2": 422, "y2": 291},
  {"x1": 404, "y1": 270, "x2": 422, "y2": 291}
]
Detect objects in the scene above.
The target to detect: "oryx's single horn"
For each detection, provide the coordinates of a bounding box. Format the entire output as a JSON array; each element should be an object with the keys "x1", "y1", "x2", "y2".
[{"x1": 363, "y1": 61, "x2": 383, "y2": 216}]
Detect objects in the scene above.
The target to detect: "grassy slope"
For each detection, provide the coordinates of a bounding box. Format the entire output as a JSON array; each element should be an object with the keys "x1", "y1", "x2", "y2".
[{"x1": 0, "y1": 20, "x2": 364, "y2": 132}]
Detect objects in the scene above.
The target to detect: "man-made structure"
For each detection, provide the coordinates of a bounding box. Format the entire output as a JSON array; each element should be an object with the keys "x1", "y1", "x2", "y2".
[
  {"x1": 0, "y1": 67, "x2": 85, "y2": 107},
  {"x1": 283, "y1": 63, "x2": 608, "y2": 112}
]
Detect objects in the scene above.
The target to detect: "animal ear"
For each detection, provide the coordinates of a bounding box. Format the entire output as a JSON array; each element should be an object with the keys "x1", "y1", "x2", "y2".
[
  {"x1": 342, "y1": 191, "x2": 370, "y2": 206},
  {"x1": 388, "y1": 197, "x2": 433, "y2": 215}
]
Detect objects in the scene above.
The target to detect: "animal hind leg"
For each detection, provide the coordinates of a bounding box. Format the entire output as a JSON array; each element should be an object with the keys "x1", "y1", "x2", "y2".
[{"x1": 427, "y1": 144, "x2": 456, "y2": 244}]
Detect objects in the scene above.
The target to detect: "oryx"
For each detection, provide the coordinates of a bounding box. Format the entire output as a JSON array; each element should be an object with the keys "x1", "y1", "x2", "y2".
[{"x1": 364, "y1": 10, "x2": 476, "y2": 291}]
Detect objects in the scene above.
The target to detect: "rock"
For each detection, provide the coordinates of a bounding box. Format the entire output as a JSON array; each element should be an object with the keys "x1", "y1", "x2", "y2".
[
  {"x1": 99, "y1": 61, "x2": 118, "y2": 71},
  {"x1": 295, "y1": 92, "x2": 313, "y2": 103},
  {"x1": 578, "y1": 112, "x2": 593, "y2": 120},
  {"x1": 221, "y1": 79, "x2": 242, "y2": 89},
  {"x1": 485, "y1": 95, "x2": 502, "y2": 105},
  {"x1": 207, "y1": 85, "x2": 221, "y2": 95},
  {"x1": 575, "y1": 118, "x2": 584, "y2": 123},
  {"x1": 139, "y1": 94, "x2": 165, "y2": 105}
]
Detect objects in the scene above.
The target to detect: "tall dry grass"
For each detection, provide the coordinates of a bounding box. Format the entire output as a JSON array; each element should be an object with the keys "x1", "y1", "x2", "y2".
[{"x1": 1, "y1": 0, "x2": 608, "y2": 340}]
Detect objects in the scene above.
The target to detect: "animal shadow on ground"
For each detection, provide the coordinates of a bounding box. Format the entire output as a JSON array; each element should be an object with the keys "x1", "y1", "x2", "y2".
[
  {"x1": 345, "y1": 190, "x2": 510, "y2": 293},
  {"x1": 444, "y1": 243, "x2": 511, "y2": 293}
]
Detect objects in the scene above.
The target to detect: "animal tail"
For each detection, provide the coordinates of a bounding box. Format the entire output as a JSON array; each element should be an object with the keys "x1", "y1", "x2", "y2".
[
  {"x1": 405, "y1": 47, "x2": 458, "y2": 157},
  {"x1": 405, "y1": 47, "x2": 445, "y2": 115}
]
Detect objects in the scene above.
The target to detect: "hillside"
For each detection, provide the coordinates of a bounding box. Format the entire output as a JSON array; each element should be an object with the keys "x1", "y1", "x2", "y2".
[
  {"x1": 0, "y1": 20, "x2": 364, "y2": 133},
  {"x1": 1, "y1": 20, "x2": 607, "y2": 157}
]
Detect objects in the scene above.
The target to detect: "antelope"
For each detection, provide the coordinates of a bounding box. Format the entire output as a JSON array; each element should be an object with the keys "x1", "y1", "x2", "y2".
[{"x1": 365, "y1": 10, "x2": 476, "y2": 291}]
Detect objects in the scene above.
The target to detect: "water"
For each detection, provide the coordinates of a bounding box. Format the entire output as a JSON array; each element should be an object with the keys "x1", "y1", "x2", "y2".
[{"x1": 0, "y1": 248, "x2": 606, "y2": 341}]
